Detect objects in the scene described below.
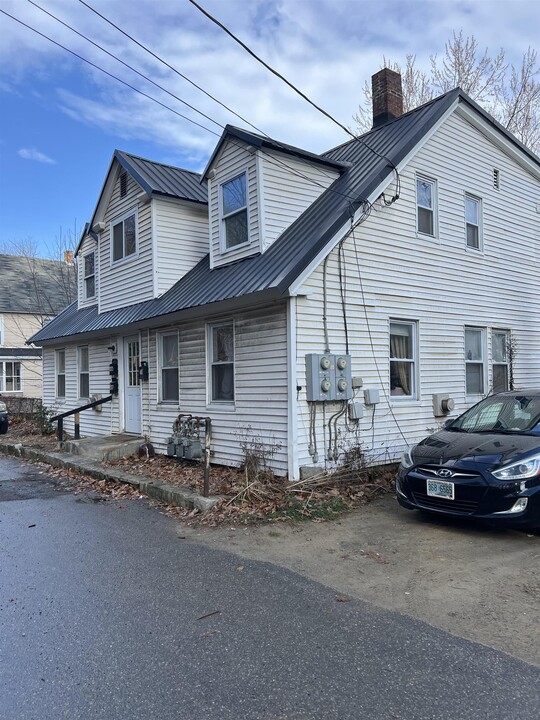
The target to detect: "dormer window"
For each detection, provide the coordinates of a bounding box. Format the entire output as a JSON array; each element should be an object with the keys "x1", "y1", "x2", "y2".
[
  {"x1": 221, "y1": 173, "x2": 248, "y2": 250},
  {"x1": 83, "y1": 252, "x2": 96, "y2": 299},
  {"x1": 111, "y1": 210, "x2": 137, "y2": 263}
]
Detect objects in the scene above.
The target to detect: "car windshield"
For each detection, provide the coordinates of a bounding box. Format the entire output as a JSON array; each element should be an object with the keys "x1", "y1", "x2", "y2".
[{"x1": 449, "y1": 394, "x2": 540, "y2": 435}]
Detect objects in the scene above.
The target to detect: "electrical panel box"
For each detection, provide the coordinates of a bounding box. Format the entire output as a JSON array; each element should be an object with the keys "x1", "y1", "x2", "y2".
[
  {"x1": 305, "y1": 354, "x2": 353, "y2": 401},
  {"x1": 364, "y1": 388, "x2": 380, "y2": 405},
  {"x1": 348, "y1": 401, "x2": 364, "y2": 420},
  {"x1": 334, "y1": 355, "x2": 353, "y2": 401},
  {"x1": 306, "y1": 353, "x2": 334, "y2": 401}
]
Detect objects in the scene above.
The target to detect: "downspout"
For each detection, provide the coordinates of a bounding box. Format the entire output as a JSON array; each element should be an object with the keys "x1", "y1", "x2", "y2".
[{"x1": 286, "y1": 296, "x2": 299, "y2": 481}]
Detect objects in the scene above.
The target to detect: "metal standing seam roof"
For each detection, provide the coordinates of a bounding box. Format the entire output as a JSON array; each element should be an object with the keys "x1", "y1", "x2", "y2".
[
  {"x1": 115, "y1": 151, "x2": 208, "y2": 204},
  {"x1": 32, "y1": 88, "x2": 538, "y2": 346}
]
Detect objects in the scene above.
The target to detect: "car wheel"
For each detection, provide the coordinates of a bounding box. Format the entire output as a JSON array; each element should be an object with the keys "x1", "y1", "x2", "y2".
[{"x1": 0, "y1": 422, "x2": 8, "y2": 435}]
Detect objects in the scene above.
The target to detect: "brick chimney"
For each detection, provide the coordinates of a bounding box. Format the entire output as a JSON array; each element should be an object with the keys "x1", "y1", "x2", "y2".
[{"x1": 372, "y1": 68, "x2": 403, "y2": 128}]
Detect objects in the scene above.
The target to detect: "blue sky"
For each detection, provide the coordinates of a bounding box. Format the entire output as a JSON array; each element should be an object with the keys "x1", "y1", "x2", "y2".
[{"x1": 0, "y1": 0, "x2": 537, "y2": 256}]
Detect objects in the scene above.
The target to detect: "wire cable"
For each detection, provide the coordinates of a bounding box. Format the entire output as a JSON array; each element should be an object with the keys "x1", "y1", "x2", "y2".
[
  {"x1": 0, "y1": 7, "x2": 220, "y2": 137},
  {"x1": 188, "y1": 0, "x2": 402, "y2": 198},
  {"x1": 27, "y1": 0, "x2": 223, "y2": 130}
]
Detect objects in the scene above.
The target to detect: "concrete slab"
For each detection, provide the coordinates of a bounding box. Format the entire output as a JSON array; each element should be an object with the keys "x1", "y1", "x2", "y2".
[{"x1": 64, "y1": 434, "x2": 144, "y2": 462}]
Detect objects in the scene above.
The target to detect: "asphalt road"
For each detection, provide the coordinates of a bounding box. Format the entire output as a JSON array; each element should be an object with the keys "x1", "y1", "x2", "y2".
[{"x1": 1, "y1": 455, "x2": 539, "y2": 720}]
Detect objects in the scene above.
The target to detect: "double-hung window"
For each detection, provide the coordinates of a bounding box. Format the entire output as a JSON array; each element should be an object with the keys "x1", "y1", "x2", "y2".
[
  {"x1": 208, "y1": 323, "x2": 235, "y2": 403},
  {"x1": 465, "y1": 327, "x2": 486, "y2": 395},
  {"x1": 56, "y1": 349, "x2": 66, "y2": 398},
  {"x1": 389, "y1": 321, "x2": 417, "y2": 398},
  {"x1": 78, "y1": 347, "x2": 89, "y2": 398},
  {"x1": 221, "y1": 173, "x2": 248, "y2": 249},
  {"x1": 465, "y1": 194, "x2": 482, "y2": 250},
  {"x1": 0, "y1": 361, "x2": 21, "y2": 392},
  {"x1": 159, "y1": 334, "x2": 179, "y2": 403},
  {"x1": 492, "y1": 330, "x2": 510, "y2": 393},
  {"x1": 416, "y1": 176, "x2": 436, "y2": 236},
  {"x1": 83, "y1": 252, "x2": 96, "y2": 299},
  {"x1": 112, "y1": 211, "x2": 137, "y2": 262}
]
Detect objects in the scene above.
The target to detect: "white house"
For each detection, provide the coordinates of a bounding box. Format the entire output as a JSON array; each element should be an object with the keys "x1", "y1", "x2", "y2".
[{"x1": 30, "y1": 70, "x2": 540, "y2": 479}]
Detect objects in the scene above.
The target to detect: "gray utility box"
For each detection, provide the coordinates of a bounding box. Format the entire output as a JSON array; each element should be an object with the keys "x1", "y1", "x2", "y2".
[{"x1": 305, "y1": 353, "x2": 353, "y2": 401}]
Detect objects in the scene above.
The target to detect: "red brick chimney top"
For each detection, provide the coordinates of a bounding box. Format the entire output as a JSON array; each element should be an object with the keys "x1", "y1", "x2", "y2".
[{"x1": 372, "y1": 68, "x2": 403, "y2": 128}]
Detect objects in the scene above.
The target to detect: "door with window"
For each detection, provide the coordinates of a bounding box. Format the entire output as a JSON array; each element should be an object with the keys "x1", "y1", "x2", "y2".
[{"x1": 123, "y1": 335, "x2": 141, "y2": 434}]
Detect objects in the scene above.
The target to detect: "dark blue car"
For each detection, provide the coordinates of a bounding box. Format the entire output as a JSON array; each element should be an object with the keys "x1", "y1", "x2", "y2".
[
  {"x1": 396, "y1": 390, "x2": 540, "y2": 530},
  {"x1": 0, "y1": 399, "x2": 8, "y2": 434}
]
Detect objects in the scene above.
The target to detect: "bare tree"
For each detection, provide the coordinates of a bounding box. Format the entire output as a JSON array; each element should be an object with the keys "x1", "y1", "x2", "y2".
[{"x1": 354, "y1": 32, "x2": 540, "y2": 154}]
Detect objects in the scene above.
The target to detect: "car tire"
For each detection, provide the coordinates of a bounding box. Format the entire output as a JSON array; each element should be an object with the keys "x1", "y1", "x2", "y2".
[{"x1": 0, "y1": 422, "x2": 8, "y2": 435}]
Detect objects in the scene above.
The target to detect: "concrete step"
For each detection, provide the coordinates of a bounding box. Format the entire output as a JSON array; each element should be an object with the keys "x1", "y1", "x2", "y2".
[{"x1": 63, "y1": 434, "x2": 145, "y2": 462}]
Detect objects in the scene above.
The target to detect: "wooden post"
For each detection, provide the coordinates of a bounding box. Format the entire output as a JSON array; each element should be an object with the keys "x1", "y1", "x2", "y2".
[
  {"x1": 74, "y1": 412, "x2": 80, "y2": 440},
  {"x1": 57, "y1": 417, "x2": 63, "y2": 448}
]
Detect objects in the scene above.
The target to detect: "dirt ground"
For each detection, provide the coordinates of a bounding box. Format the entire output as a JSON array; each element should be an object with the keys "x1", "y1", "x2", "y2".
[{"x1": 179, "y1": 495, "x2": 540, "y2": 667}]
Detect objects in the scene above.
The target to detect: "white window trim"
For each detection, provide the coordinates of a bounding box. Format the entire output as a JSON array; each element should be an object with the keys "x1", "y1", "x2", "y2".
[
  {"x1": 389, "y1": 319, "x2": 419, "y2": 402},
  {"x1": 464, "y1": 193, "x2": 483, "y2": 252},
  {"x1": 157, "y1": 332, "x2": 180, "y2": 405},
  {"x1": 0, "y1": 314, "x2": 4, "y2": 345},
  {"x1": 219, "y1": 171, "x2": 250, "y2": 254},
  {"x1": 77, "y1": 346, "x2": 90, "y2": 399},
  {"x1": 206, "y1": 320, "x2": 236, "y2": 409},
  {"x1": 415, "y1": 174, "x2": 438, "y2": 238},
  {"x1": 0, "y1": 360, "x2": 23, "y2": 393},
  {"x1": 110, "y1": 207, "x2": 139, "y2": 266},
  {"x1": 465, "y1": 327, "x2": 487, "y2": 397},
  {"x1": 55, "y1": 349, "x2": 66, "y2": 399},
  {"x1": 491, "y1": 328, "x2": 510, "y2": 393},
  {"x1": 83, "y1": 251, "x2": 96, "y2": 300}
]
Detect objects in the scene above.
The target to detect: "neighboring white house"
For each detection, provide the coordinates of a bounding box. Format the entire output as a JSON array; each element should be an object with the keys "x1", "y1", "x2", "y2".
[{"x1": 30, "y1": 70, "x2": 540, "y2": 478}]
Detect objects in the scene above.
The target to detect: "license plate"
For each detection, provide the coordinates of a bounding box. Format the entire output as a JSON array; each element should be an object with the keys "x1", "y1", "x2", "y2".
[{"x1": 426, "y1": 479, "x2": 455, "y2": 500}]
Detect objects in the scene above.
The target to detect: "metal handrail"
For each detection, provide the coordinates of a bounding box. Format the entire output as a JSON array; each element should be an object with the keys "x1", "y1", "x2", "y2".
[{"x1": 51, "y1": 395, "x2": 113, "y2": 446}]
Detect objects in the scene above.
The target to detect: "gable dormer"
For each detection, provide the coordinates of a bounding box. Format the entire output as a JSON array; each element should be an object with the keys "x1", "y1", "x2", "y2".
[
  {"x1": 204, "y1": 126, "x2": 345, "y2": 269},
  {"x1": 87, "y1": 151, "x2": 208, "y2": 314}
]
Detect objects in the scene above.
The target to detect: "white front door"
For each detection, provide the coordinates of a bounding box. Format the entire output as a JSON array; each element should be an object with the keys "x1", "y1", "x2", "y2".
[{"x1": 123, "y1": 335, "x2": 141, "y2": 434}]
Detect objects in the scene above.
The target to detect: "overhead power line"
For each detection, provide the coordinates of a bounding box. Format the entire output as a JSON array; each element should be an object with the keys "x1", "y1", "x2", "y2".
[
  {"x1": 187, "y1": 0, "x2": 401, "y2": 201},
  {"x1": 0, "y1": 7, "x2": 220, "y2": 137}
]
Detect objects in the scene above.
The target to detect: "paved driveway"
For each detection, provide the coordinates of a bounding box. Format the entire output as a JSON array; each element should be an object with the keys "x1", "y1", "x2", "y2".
[{"x1": 186, "y1": 494, "x2": 540, "y2": 667}]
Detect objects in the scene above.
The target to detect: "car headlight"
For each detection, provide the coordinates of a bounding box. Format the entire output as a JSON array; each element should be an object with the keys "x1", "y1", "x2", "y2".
[
  {"x1": 400, "y1": 446, "x2": 416, "y2": 469},
  {"x1": 492, "y1": 453, "x2": 540, "y2": 480},
  {"x1": 0, "y1": 401, "x2": 7, "y2": 412}
]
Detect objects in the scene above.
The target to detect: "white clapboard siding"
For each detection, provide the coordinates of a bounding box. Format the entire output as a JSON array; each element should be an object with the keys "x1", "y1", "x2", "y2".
[
  {"x1": 153, "y1": 197, "x2": 209, "y2": 297},
  {"x1": 295, "y1": 110, "x2": 540, "y2": 471},
  {"x1": 77, "y1": 235, "x2": 98, "y2": 309},
  {"x1": 209, "y1": 140, "x2": 260, "y2": 268},
  {"x1": 260, "y1": 151, "x2": 339, "y2": 250},
  {"x1": 99, "y1": 169, "x2": 154, "y2": 312},
  {"x1": 144, "y1": 304, "x2": 289, "y2": 474},
  {"x1": 42, "y1": 339, "x2": 120, "y2": 437}
]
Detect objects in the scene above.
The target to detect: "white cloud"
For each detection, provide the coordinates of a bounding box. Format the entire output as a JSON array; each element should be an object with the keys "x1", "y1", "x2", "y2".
[
  {"x1": 17, "y1": 147, "x2": 57, "y2": 164},
  {"x1": 1, "y1": 0, "x2": 538, "y2": 156}
]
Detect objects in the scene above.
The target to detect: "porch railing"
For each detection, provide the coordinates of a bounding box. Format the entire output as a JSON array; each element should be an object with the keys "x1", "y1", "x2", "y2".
[{"x1": 51, "y1": 395, "x2": 113, "y2": 447}]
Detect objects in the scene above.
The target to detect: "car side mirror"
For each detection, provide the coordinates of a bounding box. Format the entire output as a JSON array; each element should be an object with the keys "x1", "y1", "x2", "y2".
[{"x1": 442, "y1": 419, "x2": 453, "y2": 430}]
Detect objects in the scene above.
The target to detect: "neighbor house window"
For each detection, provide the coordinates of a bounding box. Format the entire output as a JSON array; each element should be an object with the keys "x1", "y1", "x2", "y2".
[
  {"x1": 492, "y1": 330, "x2": 510, "y2": 393},
  {"x1": 159, "y1": 333, "x2": 179, "y2": 403},
  {"x1": 78, "y1": 346, "x2": 89, "y2": 398},
  {"x1": 0, "y1": 361, "x2": 21, "y2": 392},
  {"x1": 416, "y1": 176, "x2": 436, "y2": 236},
  {"x1": 208, "y1": 322, "x2": 234, "y2": 402},
  {"x1": 56, "y1": 349, "x2": 66, "y2": 398},
  {"x1": 465, "y1": 327, "x2": 486, "y2": 395},
  {"x1": 389, "y1": 321, "x2": 417, "y2": 398},
  {"x1": 112, "y1": 211, "x2": 137, "y2": 262},
  {"x1": 465, "y1": 194, "x2": 482, "y2": 250},
  {"x1": 83, "y1": 252, "x2": 96, "y2": 299},
  {"x1": 221, "y1": 173, "x2": 248, "y2": 249}
]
